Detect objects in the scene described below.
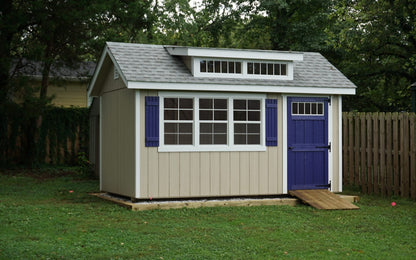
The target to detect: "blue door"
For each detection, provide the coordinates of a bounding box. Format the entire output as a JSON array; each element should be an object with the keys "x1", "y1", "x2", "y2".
[{"x1": 287, "y1": 97, "x2": 329, "y2": 190}]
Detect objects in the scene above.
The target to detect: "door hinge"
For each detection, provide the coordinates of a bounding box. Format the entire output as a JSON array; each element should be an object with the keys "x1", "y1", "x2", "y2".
[
  {"x1": 316, "y1": 142, "x2": 331, "y2": 151},
  {"x1": 316, "y1": 180, "x2": 331, "y2": 188}
]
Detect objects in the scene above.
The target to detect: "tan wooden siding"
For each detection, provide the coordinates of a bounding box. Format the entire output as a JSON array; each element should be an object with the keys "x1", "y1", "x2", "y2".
[
  {"x1": 101, "y1": 65, "x2": 136, "y2": 197},
  {"x1": 139, "y1": 92, "x2": 283, "y2": 199}
]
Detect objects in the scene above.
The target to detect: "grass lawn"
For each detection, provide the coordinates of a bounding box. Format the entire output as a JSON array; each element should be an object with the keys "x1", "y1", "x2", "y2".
[{"x1": 1, "y1": 168, "x2": 415, "y2": 259}]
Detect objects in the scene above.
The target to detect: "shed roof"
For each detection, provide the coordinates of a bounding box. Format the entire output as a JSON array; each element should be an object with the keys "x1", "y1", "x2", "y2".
[{"x1": 89, "y1": 42, "x2": 356, "y2": 96}]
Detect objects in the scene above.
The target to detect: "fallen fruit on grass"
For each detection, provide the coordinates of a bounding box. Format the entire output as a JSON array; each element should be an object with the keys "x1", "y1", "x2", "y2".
[
  {"x1": 391, "y1": 202, "x2": 396, "y2": 206},
  {"x1": 69, "y1": 190, "x2": 73, "y2": 193}
]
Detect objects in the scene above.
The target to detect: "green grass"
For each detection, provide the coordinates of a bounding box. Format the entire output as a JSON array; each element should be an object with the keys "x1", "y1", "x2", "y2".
[{"x1": 1, "y1": 169, "x2": 415, "y2": 259}]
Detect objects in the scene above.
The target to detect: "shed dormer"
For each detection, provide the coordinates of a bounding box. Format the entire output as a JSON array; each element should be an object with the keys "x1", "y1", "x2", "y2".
[{"x1": 165, "y1": 46, "x2": 303, "y2": 80}]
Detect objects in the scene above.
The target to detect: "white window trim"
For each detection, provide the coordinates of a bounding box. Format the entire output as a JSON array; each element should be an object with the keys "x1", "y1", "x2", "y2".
[
  {"x1": 192, "y1": 58, "x2": 293, "y2": 80},
  {"x1": 158, "y1": 92, "x2": 266, "y2": 152}
]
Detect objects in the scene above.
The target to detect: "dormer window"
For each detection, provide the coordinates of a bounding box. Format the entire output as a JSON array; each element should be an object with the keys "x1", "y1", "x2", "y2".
[
  {"x1": 247, "y1": 62, "x2": 287, "y2": 76},
  {"x1": 200, "y1": 60, "x2": 242, "y2": 74}
]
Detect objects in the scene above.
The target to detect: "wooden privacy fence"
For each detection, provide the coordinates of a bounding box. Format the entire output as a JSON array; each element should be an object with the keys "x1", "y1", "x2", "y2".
[{"x1": 342, "y1": 112, "x2": 416, "y2": 199}]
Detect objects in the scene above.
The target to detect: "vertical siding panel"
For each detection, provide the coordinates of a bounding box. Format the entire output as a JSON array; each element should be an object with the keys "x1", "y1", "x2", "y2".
[
  {"x1": 230, "y1": 152, "x2": 240, "y2": 194},
  {"x1": 179, "y1": 152, "x2": 191, "y2": 196},
  {"x1": 240, "y1": 152, "x2": 250, "y2": 194},
  {"x1": 210, "y1": 152, "x2": 220, "y2": 195},
  {"x1": 258, "y1": 150, "x2": 269, "y2": 194},
  {"x1": 158, "y1": 153, "x2": 170, "y2": 197},
  {"x1": 169, "y1": 153, "x2": 180, "y2": 197},
  {"x1": 190, "y1": 152, "x2": 200, "y2": 196},
  {"x1": 268, "y1": 147, "x2": 279, "y2": 193},
  {"x1": 220, "y1": 152, "x2": 230, "y2": 195},
  {"x1": 249, "y1": 152, "x2": 259, "y2": 194},
  {"x1": 200, "y1": 152, "x2": 210, "y2": 196},
  {"x1": 147, "y1": 148, "x2": 159, "y2": 198}
]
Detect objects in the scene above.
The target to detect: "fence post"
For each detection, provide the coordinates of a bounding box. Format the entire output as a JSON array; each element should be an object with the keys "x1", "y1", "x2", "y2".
[{"x1": 411, "y1": 82, "x2": 416, "y2": 113}]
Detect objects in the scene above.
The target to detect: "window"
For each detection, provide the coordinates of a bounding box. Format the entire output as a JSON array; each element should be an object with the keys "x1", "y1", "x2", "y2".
[
  {"x1": 163, "y1": 98, "x2": 193, "y2": 144},
  {"x1": 159, "y1": 93, "x2": 268, "y2": 152},
  {"x1": 247, "y1": 62, "x2": 287, "y2": 76},
  {"x1": 200, "y1": 60, "x2": 242, "y2": 74},
  {"x1": 291, "y1": 102, "x2": 324, "y2": 116}
]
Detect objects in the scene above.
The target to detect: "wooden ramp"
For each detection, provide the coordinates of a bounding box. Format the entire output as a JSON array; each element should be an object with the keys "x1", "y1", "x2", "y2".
[{"x1": 289, "y1": 189, "x2": 359, "y2": 210}]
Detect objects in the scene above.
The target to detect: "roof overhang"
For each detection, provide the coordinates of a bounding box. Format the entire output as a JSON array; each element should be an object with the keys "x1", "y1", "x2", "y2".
[
  {"x1": 165, "y1": 46, "x2": 304, "y2": 61},
  {"x1": 127, "y1": 81, "x2": 356, "y2": 95}
]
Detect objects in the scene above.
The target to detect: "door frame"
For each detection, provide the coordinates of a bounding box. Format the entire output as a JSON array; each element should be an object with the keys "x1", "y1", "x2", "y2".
[{"x1": 282, "y1": 95, "x2": 333, "y2": 193}]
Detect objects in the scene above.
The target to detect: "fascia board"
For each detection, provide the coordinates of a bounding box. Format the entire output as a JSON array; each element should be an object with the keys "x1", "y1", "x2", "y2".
[
  {"x1": 127, "y1": 81, "x2": 356, "y2": 95},
  {"x1": 165, "y1": 46, "x2": 304, "y2": 61}
]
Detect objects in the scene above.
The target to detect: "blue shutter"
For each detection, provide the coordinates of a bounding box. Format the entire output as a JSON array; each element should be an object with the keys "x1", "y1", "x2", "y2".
[
  {"x1": 145, "y1": 96, "x2": 159, "y2": 147},
  {"x1": 266, "y1": 99, "x2": 278, "y2": 146}
]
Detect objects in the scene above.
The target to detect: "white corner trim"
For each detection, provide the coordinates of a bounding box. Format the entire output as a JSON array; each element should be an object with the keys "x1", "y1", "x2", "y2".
[
  {"x1": 282, "y1": 95, "x2": 288, "y2": 194},
  {"x1": 135, "y1": 91, "x2": 141, "y2": 198},
  {"x1": 338, "y1": 96, "x2": 343, "y2": 192}
]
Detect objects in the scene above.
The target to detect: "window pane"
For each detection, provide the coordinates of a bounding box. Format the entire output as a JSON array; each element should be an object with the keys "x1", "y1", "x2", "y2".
[
  {"x1": 247, "y1": 134, "x2": 260, "y2": 144},
  {"x1": 248, "y1": 100, "x2": 260, "y2": 110},
  {"x1": 179, "y1": 123, "x2": 192, "y2": 133},
  {"x1": 233, "y1": 99, "x2": 246, "y2": 109},
  {"x1": 254, "y1": 63, "x2": 260, "y2": 74},
  {"x1": 200, "y1": 123, "x2": 212, "y2": 133},
  {"x1": 248, "y1": 111, "x2": 260, "y2": 121},
  {"x1": 214, "y1": 134, "x2": 227, "y2": 144},
  {"x1": 247, "y1": 62, "x2": 253, "y2": 74},
  {"x1": 318, "y1": 103, "x2": 323, "y2": 114},
  {"x1": 179, "y1": 110, "x2": 193, "y2": 120},
  {"x1": 292, "y1": 102, "x2": 298, "y2": 114},
  {"x1": 180, "y1": 98, "x2": 193, "y2": 108},
  {"x1": 164, "y1": 123, "x2": 177, "y2": 133},
  {"x1": 312, "y1": 103, "x2": 317, "y2": 114},
  {"x1": 299, "y1": 103, "x2": 304, "y2": 114},
  {"x1": 236, "y1": 62, "x2": 241, "y2": 73},
  {"x1": 214, "y1": 123, "x2": 227, "y2": 133},
  {"x1": 164, "y1": 98, "x2": 177, "y2": 108},
  {"x1": 208, "y1": 61, "x2": 214, "y2": 72},
  {"x1": 261, "y1": 63, "x2": 267, "y2": 75},
  {"x1": 229, "y1": 62, "x2": 235, "y2": 73},
  {"x1": 268, "y1": 64, "x2": 274, "y2": 75},
  {"x1": 305, "y1": 103, "x2": 311, "y2": 114},
  {"x1": 215, "y1": 61, "x2": 220, "y2": 73},
  {"x1": 281, "y1": 64, "x2": 287, "y2": 75},
  {"x1": 165, "y1": 134, "x2": 177, "y2": 144},
  {"x1": 214, "y1": 111, "x2": 227, "y2": 120},
  {"x1": 200, "y1": 110, "x2": 213, "y2": 120},
  {"x1": 200, "y1": 99, "x2": 212, "y2": 109},
  {"x1": 274, "y1": 64, "x2": 280, "y2": 75},
  {"x1": 247, "y1": 124, "x2": 260, "y2": 133},
  {"x1": 221, "y1": 61, "x2": 228, "y2": 73},
  {"x1": 214, "y1": 99, "x2": 227, "y2": 109},
  {"x1": 234, "y1": 124, "x2": 246, "y2": 133},
  {"x1": 234, "y1": 111, "x2": 246, "y2": 121},
  {"x1": 164, "y1": 110, "x2": 177, "y2": 120},
  {"x1": 179, "y1": 134, "x2": 193, "y2": 144},
  {"x1": 200, "y1": 134, "x2": 212, "y2": 144},
  {"x1": 200, "y1": 60, "x2": 206, "y2": 73},
  {"x1": 234, "y1": 134, "x2": 246, "y2": 144}
]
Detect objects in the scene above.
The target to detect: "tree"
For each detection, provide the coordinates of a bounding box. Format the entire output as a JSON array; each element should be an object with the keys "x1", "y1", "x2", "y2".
[{"x1": 327, "y1": 0, "x2": 416, "y2": 111}]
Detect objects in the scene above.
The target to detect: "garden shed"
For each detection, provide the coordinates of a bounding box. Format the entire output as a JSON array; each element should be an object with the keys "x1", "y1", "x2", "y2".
[{"x1": 88, "y1": 42, "x2": 356, "y2": 200}]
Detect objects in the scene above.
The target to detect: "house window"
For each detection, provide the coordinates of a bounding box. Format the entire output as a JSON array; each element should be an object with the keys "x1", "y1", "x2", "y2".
[
  {"x1": 247, "y1": 62, "x2": 287, "y2": 76},
  {"x1": 233, "y1": 99, "x2": 261, "y2": 144},
  {"x1": 291, "y1": 102, "x2": 324, "y2": 116},
  {"x1": 200, "y1": 60, "x2": 242, "y2": 74},
  {"x1": 159, "y1": 93, "x2": 267, "y2": 152},
  {"x1": 163, "y1": 98, "x2": 193, "y2": 144}
]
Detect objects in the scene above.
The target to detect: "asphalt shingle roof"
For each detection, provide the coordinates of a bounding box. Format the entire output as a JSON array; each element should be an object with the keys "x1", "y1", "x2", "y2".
[{"x1": 106, "y1": 42, "x2": 356, "y2": 89}]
